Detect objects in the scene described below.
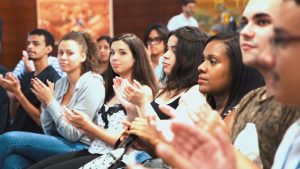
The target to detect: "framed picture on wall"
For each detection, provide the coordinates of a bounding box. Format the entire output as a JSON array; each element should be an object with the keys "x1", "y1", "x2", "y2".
[
  {"x1": 194, "y1": 0, "x2": 248, "y2": 33},
  {"x1": 36, "y1": 0, "x2": 113, "y2": 42}
]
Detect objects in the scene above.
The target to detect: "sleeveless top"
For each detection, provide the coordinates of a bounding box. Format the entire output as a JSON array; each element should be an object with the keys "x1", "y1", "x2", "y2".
[
  {"x1": 151, "y1": 97, "x2": 180, "y2": 120},
  {"x1": 88, "y1": 104, "x2": 127, "y2": 154}
]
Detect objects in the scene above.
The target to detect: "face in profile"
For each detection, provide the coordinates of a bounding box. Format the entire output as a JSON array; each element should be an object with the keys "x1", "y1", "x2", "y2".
[
  {"x1": 239, "y1": 0, "x2": 280, "y2": 91},
  {"x1": 271, "y1": 1, "x2": 300, "y2": 107},
  {"x1": 147, "y1": 29, "x2": 165, "y2": 57},
  {"x1": 239, "y1": 0, "x2": 280, "y2": 68},
  {"x1": 27, "y1": 35, "x2": 50, "y2": 60},
  {"x1": 162, "y1": 35, "x2": 178, "y2": 76},
  {"x1": 110, "y1": 40, "x2": 135, "y2": 77},
  {"x1": 97, "y1": 39, "x2": 110, "y2": 63},
  {"x1": 57, "y1": 40, "x2": 86, "y2": 73},
  {"x1": 198, "y1": 40, "x2": 232, "y2": 95}
]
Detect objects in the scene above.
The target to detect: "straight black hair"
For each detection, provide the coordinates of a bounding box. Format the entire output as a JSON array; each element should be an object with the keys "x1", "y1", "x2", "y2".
[
  {"x1": 205, "y1": 32, "x2": 264, "y2": 118},
  {"x1": 159, "y1": 26, "x2": 208, "y2": 97}
]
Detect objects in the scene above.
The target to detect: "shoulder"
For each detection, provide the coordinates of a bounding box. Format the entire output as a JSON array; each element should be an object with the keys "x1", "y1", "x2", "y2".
[
  {"x1": 76, "y1": 71, "x2": 104, "y2": 90},
  {"x1": 79, "y1": 71, "x2": 104, "y2": 85},
  {"x1": 168, "y1": 14, "x2": 181, "y2": 25},
  {"x1": 238, "y1": 86, "x2": 265, "y2": 107},
  {"x1": 180, "y1": 85, "x2": 206, "y2": 105},
  {"x1": 48, "y1": 56, "x2": 58, "y2": 62}
]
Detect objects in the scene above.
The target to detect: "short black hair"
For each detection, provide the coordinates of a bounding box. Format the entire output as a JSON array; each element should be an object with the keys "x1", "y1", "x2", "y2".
[
  {"x1": 182, "y1": 0, "x2": 195, "y2": 6},
  {"x1": 296, "y1": 0, "x2": 300, "y2": 5},
  {"x1": 28, "y1": 29, "x2": 55, "y2": 48}
]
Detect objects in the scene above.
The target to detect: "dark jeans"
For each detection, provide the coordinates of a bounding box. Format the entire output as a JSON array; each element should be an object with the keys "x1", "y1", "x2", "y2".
[{"x1": 27, "y1": 149, "x2": 99, "y2": 169}]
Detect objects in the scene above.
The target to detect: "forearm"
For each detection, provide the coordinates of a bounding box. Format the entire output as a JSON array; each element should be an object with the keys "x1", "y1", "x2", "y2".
[
  {"x1": 86, "y1": 122, "x2": 120, "y2": 146},
  {"x1": 126, "y1": 106, "x2": 139, "y2": 122},
  {"x1": 15, "y1": 92, "x2": 41, "y2": 126},
  {"x1": 137, "y1": 99, "x2": 158, "y2": 118},
  {"x1": 9, "y1": 97, "x2": 19, "y2": 120}
]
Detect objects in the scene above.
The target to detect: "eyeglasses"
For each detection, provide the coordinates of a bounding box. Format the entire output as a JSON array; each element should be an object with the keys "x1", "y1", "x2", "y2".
[
  {"x1": 270, "y1": 35, "x2": 300, "y2": 53},
  {"x1": 147, "y1": 37, "x2": 162, "y2": 45}
]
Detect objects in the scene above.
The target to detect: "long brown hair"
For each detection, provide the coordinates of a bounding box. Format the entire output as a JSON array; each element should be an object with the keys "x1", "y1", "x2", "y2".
[{"x1": 105, "y1": 34, "x2": 158, "y2": 102}]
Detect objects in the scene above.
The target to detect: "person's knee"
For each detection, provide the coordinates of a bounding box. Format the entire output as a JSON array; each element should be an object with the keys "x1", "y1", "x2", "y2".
[
  {"x1": 2, "y1": 154, "x2": 33, "y2": 169},
  {"x1": 0, "y1": 131, "x2": 22, "y2": 145}
]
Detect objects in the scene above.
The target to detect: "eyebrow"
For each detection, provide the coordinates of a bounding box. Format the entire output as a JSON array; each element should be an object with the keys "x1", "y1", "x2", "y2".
[
  {"x1": 241, "y1": 13, "x2": 270, "y2": 22},
  {"x1": 28, "y1": 40, "x2": 40, "y2": 43},
  {"x1": 204, "y1": 54, "x2": 219, "y2": 60},
  {"x1": 253, "y1": 13, "x2": 271, "y2": 19}
]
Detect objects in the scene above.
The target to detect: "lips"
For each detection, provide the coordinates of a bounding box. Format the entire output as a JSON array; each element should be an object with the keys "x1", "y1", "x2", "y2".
[
  {"x1": 111, "y1": 63, "x2": 120, "y2": 68},
  {"x1": 163, "y1": 63, "x2": 169, "y2": 68},
  {"x1": 59, "y1": 62, "x2": 68, "y2": 67},
  {"x1": 240, "y1": 43, "x2": 256, "y2": 52},
  {"x1": 27, "y1": 51, "x2": 36, "y2": 55},
  {"x1": 198, "y1": 76, "x2": 208, "y2": 84}
]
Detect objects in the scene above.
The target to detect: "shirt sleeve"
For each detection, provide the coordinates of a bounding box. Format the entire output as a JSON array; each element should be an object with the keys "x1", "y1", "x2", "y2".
[
  {"x1": 12, "y1": 60, "x2": 26, "y2": 78},
  {"x1": 45, "y1": 75, "x2": 105, "y2": 142}
]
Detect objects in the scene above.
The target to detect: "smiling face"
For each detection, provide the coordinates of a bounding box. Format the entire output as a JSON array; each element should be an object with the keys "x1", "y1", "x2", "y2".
[
  {"x1": 198, "y1": 40, "x2": 232, "y2": 96},
  {"x1": 162, "y1": 35, "x2": 178, "y2": 76},
  {"x1": 239, "y1": 0, "x2": 280, "y2": 91},
  {"x1": 271, "y1": 1, "x2": 300, "y2": 107},
  {"x1": 57, "y1": 40, "x2": 86, "y2": 73},
  {"x1": 110, "y1": 40, "x2": 135, "y2": 78}
]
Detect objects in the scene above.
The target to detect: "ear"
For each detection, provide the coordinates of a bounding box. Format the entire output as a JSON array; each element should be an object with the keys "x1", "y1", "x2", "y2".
[
  {"x1": 46, "y1": 45, "x2": 53, "y2": 54},
  {"x1": 80, "y1": 53, "x2": 87, "y2": 63}
]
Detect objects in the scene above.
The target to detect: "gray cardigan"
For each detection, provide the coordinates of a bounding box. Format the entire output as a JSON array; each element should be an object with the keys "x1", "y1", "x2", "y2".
[{"x1": 41, "y1": 71, "x2": 105, "y2": 145}]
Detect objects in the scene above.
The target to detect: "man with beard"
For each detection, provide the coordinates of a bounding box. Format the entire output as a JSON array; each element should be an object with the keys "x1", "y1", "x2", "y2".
[{"x1": 0, "y1": 29, "x2": 60, "y2": 133}]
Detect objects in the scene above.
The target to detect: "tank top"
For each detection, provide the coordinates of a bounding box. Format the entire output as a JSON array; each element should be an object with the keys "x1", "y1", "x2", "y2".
[{"x1": 151, "y1": 97, "x2": 181, "y2": 119}]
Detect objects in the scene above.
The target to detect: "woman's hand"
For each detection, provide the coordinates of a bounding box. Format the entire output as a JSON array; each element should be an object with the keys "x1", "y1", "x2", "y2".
[
  {"x1": 122, "y1": 79, "x2": 147, "y2": 107},
  {"x1": 31, "y1": 78, "x2": 54, "y2": 106},
  {"x1": 156, "y1": 123, "x2": 236, "y2": 169},
  {"x1": 128, "y1": 117, "x2": 160, "y2": 151},
  {"x1": 64, "y1": 107, "x2": 94, "y2": 134},
  {"x1": 113, "y1": 77, "x2": 138, "y2": 120}
]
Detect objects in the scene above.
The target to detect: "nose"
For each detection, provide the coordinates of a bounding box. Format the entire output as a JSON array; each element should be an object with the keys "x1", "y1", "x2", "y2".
[
  {"x1": 58, "y1": 52, "x2": 67, "y2": 60},
  {"x1": 163, "y1": 50, "x2": 171, "y2": 60},
  {"x1": 240, "y1": 23, "x2": 255, "y2": 40},
  {"x1": 27, "y1": 43, "x2": 33, "y2": 50},
  {"x1": 99, "y1": 47, "x2": 105, "y2": 53},
  {"x1": 110, "y1": 52, "x2": 118, "y2": 61},
  {"x1": 198, "y1": 61, "x2": 207, "y2": 74}
]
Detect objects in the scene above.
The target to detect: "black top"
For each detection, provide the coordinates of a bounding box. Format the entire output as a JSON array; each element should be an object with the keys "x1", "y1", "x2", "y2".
[
  {"x1": 151, "y1": 97, "x2": 180, "y2": 120},
  {"x1": 0, "y1": 65, "x2": 9, "y2": 134},
  {"x1": 6, "y1": 66, "x2": 60, "y2": 133}
]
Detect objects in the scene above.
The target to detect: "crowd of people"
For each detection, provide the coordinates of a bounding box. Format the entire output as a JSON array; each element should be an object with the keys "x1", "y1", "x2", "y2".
[{"x1": 0, "y1": 0, "x2": 300, "y2": 168}]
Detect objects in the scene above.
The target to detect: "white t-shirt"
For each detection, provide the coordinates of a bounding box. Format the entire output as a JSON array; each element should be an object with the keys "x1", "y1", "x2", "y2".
[{"x1": 167, "y1": 13, "x2": 198, "y2": 31}]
